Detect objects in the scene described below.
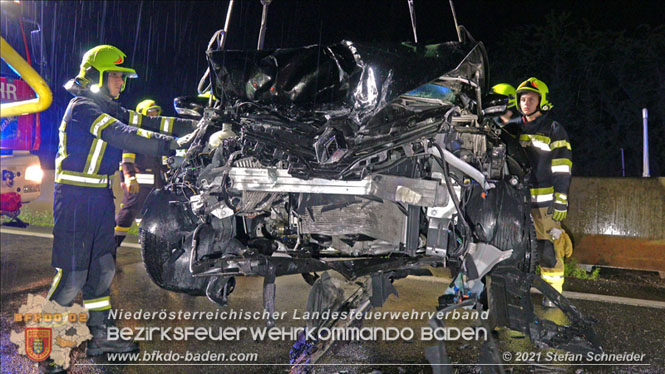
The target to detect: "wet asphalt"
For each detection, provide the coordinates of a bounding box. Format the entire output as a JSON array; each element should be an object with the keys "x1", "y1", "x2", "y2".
[{"x1": 1, "y1": 229, "x2": 664, "y2": 374}]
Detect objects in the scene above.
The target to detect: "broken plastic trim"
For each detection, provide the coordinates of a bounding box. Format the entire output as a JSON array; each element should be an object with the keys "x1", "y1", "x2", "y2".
[{"x1": 464, "y1": 242, "x2": 513, "y2": 280}]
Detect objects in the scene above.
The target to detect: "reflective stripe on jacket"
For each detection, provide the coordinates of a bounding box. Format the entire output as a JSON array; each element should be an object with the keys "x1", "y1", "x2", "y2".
[{"x1": 518, "y1": 113, "x2": 572, "y2": 208}]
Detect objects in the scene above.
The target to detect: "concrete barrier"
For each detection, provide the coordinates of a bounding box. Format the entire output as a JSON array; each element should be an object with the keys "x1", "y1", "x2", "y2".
[{"x1": 566, "y1": 177, "x2": 665, "y2": 277}]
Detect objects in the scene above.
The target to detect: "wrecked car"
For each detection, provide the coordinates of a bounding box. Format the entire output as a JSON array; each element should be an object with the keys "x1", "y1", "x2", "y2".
[{"x1": 139, "y1": 20, "x2": 601, "y2": 370}]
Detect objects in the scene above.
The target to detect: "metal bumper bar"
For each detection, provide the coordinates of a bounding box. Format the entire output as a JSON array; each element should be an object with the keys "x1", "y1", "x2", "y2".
[{"x1": 227, "y1": 168, "x2": 449, "y2": 207}]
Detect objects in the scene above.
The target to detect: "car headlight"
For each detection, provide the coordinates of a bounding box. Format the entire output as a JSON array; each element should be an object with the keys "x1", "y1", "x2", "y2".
[{"x1": 24, "y1": 164, "x2": 43, "y2": 183}]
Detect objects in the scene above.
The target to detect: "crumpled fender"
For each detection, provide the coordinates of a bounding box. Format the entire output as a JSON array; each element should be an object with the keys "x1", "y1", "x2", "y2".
[
  {"x1": 140, "y1": 188, "x2": 197, "y2": 244},
  {"x1": 140, "y1": 188, "x2": 208, "y2": 294}
]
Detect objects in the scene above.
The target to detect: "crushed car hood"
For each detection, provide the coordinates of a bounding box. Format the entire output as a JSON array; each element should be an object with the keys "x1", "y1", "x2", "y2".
[{"x1": 207, "y1": 39, "x2": 487, "y2": 121}]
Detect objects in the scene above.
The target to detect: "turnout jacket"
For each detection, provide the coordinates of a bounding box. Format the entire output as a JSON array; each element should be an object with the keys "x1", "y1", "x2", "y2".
[
  {"x1": 55, "y1": 80, "x2": 197, "y2": 188},
  {"x1": 518, "y1": 113, "x2": 572, "y2": 208}
]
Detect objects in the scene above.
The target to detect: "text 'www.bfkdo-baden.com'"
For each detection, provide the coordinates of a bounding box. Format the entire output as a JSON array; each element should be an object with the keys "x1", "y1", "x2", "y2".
[{"x1": 104, "y1": 350, "x2": 259, "y2": 363}]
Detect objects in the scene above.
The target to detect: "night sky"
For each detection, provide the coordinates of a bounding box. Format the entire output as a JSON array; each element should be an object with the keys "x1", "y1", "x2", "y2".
[{"x1": 2, "y1": 0, "x2": 663, "y2": 175}]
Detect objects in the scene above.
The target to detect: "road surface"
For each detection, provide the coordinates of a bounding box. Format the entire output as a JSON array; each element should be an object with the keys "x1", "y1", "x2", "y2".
[{"x1": 1, "y1": 228, "x2": 664, "y2": 374}]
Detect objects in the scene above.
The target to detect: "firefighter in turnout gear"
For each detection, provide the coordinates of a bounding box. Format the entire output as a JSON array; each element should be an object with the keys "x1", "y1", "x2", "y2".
[
  {"x1": 114, "y1": 99, "x2": 165, "y2": 247},
  {"x1": 44, "y1": 45, "x2": 198, "y2": 373},
  {"x1": 516, "y1": 77, "x2": 574, "y2": 308},
  {"x1": 491, "y1": 83, "x2": 521, "y2": 126}
]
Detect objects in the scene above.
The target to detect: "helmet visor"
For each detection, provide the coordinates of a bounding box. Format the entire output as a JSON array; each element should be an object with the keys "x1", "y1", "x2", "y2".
[{"x1": 108, "y1": 67, "x2": 138, "y2": 79}]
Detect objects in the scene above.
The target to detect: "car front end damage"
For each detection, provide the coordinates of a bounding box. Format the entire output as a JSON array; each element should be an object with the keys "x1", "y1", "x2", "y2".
[{"x1": 139, "y1": 28, "x2": 601, "y2": 370}]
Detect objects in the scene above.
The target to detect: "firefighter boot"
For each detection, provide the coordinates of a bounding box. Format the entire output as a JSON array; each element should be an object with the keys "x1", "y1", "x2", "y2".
[
  {"x1": 41, "y1": 358, "x2": 66, "y2": 374},
  {"x1": 87, "y1": 323, "x2": 139, "y2": 357}
]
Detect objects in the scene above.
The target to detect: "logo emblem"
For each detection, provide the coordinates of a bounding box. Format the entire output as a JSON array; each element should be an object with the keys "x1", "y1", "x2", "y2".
[{"x1": 25, "y1": 328, "x2": 52, "y2": 362}]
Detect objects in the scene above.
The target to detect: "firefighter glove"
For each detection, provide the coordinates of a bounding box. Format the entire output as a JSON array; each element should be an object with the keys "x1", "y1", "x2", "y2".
[
  {"x1": 208, "y1": 123, "x2": 236, "y2": 148},
  {"x1": 549, "y1": 192, "x2": 568, "y2": 222},
  {"x1": 124, "y1": 175, "x2": 140, "y2": 194},
  {"x1": 172, "y1": 128, "x2": 199, "y2": 150}
]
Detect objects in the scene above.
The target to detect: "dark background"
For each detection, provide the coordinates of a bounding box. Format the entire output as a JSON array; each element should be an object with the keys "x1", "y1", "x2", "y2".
[{"x1": 2, "y1": 0, "x2": 664, "y2": 176}]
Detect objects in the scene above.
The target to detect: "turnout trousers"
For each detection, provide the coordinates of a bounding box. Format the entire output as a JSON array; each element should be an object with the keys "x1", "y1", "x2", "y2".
[
  {"x1": 47, "y1": 183, "x2": 116, "y2": 327},
  {"x1": 114, "y1": 184, "x2": 152, "y2": 239},
  {"x1": 115, "y1": 170, "x2": 162, "y2": 241},
  {"x1": 531, "y1": 207, "x2": 573, "y2": 293}
]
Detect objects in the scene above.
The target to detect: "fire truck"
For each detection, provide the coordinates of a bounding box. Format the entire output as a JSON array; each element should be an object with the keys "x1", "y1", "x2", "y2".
[{"x1": 1, "y1": 8, "x2": 52, "y2": 227}]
